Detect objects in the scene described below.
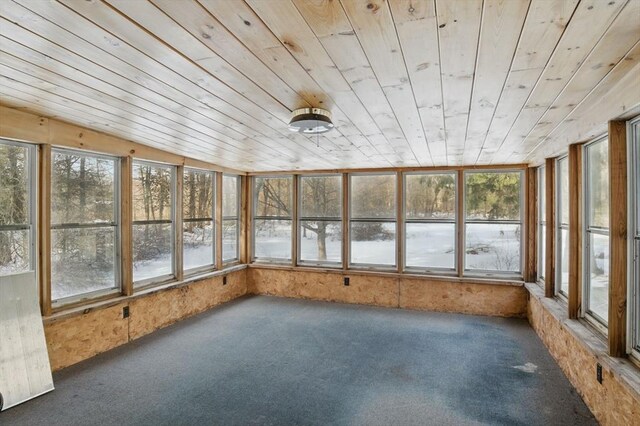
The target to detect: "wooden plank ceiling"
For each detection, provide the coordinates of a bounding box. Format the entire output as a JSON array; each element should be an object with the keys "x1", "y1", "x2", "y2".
[{"x1": 0, "y1": 0, "x2": 639, "y2": 171}]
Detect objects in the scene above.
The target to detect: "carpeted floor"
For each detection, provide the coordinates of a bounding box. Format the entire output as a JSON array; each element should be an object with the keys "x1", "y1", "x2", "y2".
[{"x1": 1, "y1": 295, "x2": 596, "y2": 426}]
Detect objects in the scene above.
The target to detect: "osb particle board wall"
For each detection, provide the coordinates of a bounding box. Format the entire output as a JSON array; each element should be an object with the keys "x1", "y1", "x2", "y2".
[
  {"x1": 44, "y1": 269, "x2": 247, "y2": 371},
  {"x1": 247, "y1": 267, "x2": 528, "y2": 318},
  {"x1": 527, "y1": 284, "x2": 640, "y2": 426}
]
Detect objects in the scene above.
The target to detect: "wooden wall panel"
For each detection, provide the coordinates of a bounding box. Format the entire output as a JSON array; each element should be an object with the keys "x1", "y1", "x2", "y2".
[
  {"x1": 44, "y1": 302, "x2": 129, "y2": 371},
  {"x1": 248, "y1": 267, "x2": 527, "y2": 317},
  {"x1": 248, "y1": 268, "x2": 399, "y2": 308},
  {"x1": 608, "y1": 121, "x2": 627, "y2": 357},
  {"x1": 128, "y1": 269, "x2": 247, "y2": 340},
  {"x1": 43, "y1": 268, "x2": 247, "y2": 371},
  {"x1": 527, "y1": 284, "x2": 640, "y2": 426},
  {"x1": 400, "y1": 278, "x2": 527, "y2": 318}
]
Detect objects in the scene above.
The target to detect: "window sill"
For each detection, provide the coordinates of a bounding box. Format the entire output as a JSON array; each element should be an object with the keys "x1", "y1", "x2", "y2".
[
  {"x1": 44, "y1": 264, "x2": 247, "y2": 323},
  {"x1": 526, "y1": 283, "x2": 640, "y2": 395}
]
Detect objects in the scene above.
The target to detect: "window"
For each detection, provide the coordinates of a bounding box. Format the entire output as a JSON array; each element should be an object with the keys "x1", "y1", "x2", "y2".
[
  {"x1": 404, "y1": 172, "x2": 456, "y2": 271},
  {"x1": 583, "y1": 137, "x2": 610, "y2": 325},
  {"x1": 183, "y1": 168, "x2": 215, "y2": 273},
  {"x1": 464, "y1": 171, "x2": 523, "y2": 274},
  {"x1": 222, "y1": 174, "x2": 240, "y2": 263},
  {"x1": 253, "y1": 176, "x2": 292, "y2": 261},
  {"x1": 132, "y1": 161, "x2": 175, "y2": 285},
  {"x1": 538, "y1": 166, "x2": 546, "y2": 282},
  {"x1": 50, "y1": 149, "x2": 119, "y2": 302},
  {"x1": 629, "y1": 117, "x2": 640, "y2": 355},
  {"x1": 0, "y1": 139, "x2": 36, "y2": 276},
  {"x1": 298, "y1": 175, "x2": 342, "y2": 266},
  {"x1": 349, "y1": 173, "x2": 396, "y2": 267},
  {"x1": 556, "y1": 156, "x2": 569, "y2": 296}
]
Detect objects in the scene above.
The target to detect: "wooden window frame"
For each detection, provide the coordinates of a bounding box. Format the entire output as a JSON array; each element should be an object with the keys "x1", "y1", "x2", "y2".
[
  {"x1": 462, "y1": 169, "x2": 525, "y2": 279},
  {"x1": 581, "y1": 136, "x2": 610, "y2": 332},
  {"x1": 131, "y1": 160, "x2": 178, "y2": 289},
  {"x1": 222, "y1": 173, "x2": 241, "y2": 265},
  {"x1": 251, "y1": 175, "x2": 294, "y2": 264},
  {"x1": 182, "y1": 167, "x2": 217, "y2": 276},
  {"x1": 296, "y1": 174, "x2": 343, "y2": 268},
  {"x1": 49, "y1": 147, "x2": 122, "y2": 308},
  {"x1": 403, "y1": 171, "x2": 458, "y2": 275},
  {"x1": 348, "y1": 172, "x2": 398, "y2": 270}
]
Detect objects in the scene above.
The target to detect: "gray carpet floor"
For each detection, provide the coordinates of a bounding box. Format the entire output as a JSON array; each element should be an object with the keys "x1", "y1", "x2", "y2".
[{"x1": 1, "y1": 295, "x2": 596, "y2": 426}]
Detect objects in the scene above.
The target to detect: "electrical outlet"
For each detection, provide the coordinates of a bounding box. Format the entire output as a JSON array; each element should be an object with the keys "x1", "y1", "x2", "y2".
[
  {"x1": 344, "y1": 277, "x2": 350, "y2": 286},
  {"x1": 123, "y1": 306, "x2": 130, "y2": 319},
  {"x1": 223, "y1": 276, "x2": 227, "y2": 285},
  {"x1": 596, "y1": 363, "x2": 602, "y2": 384}
]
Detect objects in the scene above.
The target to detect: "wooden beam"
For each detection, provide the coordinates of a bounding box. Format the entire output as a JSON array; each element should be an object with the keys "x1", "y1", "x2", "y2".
[
  {"x1": 239, "y1": 175, "x2": 249, "y2": 264},
  {"x1": 291, "y1": 175, "x2": 299, "y2": 266},
  {"x1": 342, "y1": 173, "x2": 349, "y2": 270},
  {"x1": 608, "y1": 120, "x2": 627, "y2": 357},
  {"x1": 568, "y1": 143, "x2": 582, "y2": 318},
  {"x1": 174, "y1": 166, "x2": 184, "y2": 282},
  {"x1": 38, "y1": 144, "x2": 52, "y2": 316},
  {"x1": 525, "y1": 167, "x2": 537, "y2": 282},
  {"x1": 120, "y1": 156, "x2": 133, "y2": 296},
  {"x1": 544, "y1": 158, "x2": 556, "y2": 297},
  {"x1": 396, "y1": 171, "x2": 403, "y2": 272},
  {"x1": 215, "y1": 172, "x2": 223, "y2": 270},
  {"x1": 457, "y1": 169, "x2": 464, "y2": 277}
]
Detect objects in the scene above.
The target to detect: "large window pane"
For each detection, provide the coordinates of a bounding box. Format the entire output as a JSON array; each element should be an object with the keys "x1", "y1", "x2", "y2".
[
  {"x1": 133, "y1": 162, "x2": 174, "y2": 284},
  {"x1": 51, "y1": 150, "x2": 118, "y2": 301},
  {"x1": 540, "y1": 224, "x2": 547, "y2": 280},
  {"x1": 406, "y1": 223, "x2": 455, "y2": 269},
  {"x1": 254, "y1": 177, "x2": 292, "y2": 217},
  {"x1": 183, "y1": 168, "x2": 214, "y2": 271},
  {"x1": 0, "y1": 141, "x2": 33, "y2": 275},
  {"x1": 300, "y1": 220, "x2": 342, "y2": 264},
  {"x1": 350, "y1": 174, "x2": 396, "y2": 267},
  {"x1": 559, "y1": 228, "x2": 569, "y2": 295},
  {"x1": 465, "y1": 223, "x2": 521, "y2": 272},
  {"x1": 133, "y1": 223, "x2": 173, "y2": 282},
  {"x1": 223, "y1": 175, "x2": 239, "y2": 217},
  {"x1": 52, "y1": 154, "x2": 115, "y2": 224},
  {"x1": 0, "y1": 229, "x2": 30, "y2": 274},
  {"x1": 223, "y1": 219, "x2": 238, "y2": 261},
  {"x1": 464, "y1": 171, "x2": 522, "y2": 274},
  {"x1": 584, "y1": 137, "x2": 609, "y2": 325},
  {"x1": 51, "y1": 227, "x2": 116, "y2": 300},
  {"x1": 351, "y1": 174, "x2": 395, "y2": 219},
  {"x1": 133, "y1": 163, "x2": 173, "y2": 222},
  {"x1": 183, "y1": 219, "x2": 214, "y2": 271},
  {"x1": 587, "y1": 141, "x2": 609, "y2": 228},
  {"x1": 0, "y1": 143, "x2": 28, "y2": 224},
  {"x1": 587, "y1": 233, "x2": 609, "y2": 321},
  {"x1": 300, "y1": 175, "x2": 342, "y2": 217},
  {"x1": 538, "y1": 167, "x2": 546, "y2": 281},
  {"x1": 405, "y1": 174, "x2": 455, "y2": 219},
  {"x1": 350, "y1": 222, "x2": 396, "y2": 266},
  {"x1": 253, "y1": 176, "x2": 292, "y2": 261},
  {"x1": 465, "y1": 172, "x2": 521, "y2": 221},
  {"x1": 299, "y1": 175, "x2": 342, "y2": 265},
  {"x1": 254, "y1": 219, "x2": 291, "y2": 259},
  {"x1": 558, "y1": 158, "x2": 569, "y2": 225}
]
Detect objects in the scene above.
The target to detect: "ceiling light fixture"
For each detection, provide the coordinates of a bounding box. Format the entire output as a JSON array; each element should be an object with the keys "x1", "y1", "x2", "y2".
[{"x1": 288, "y1": 107, "x2": 334, "y2": 134}]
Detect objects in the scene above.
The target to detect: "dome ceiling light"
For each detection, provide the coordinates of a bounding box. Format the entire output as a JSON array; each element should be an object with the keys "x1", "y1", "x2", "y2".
[{"x1": 288, "y1": 107, "x2": 334, "y2": 134}]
